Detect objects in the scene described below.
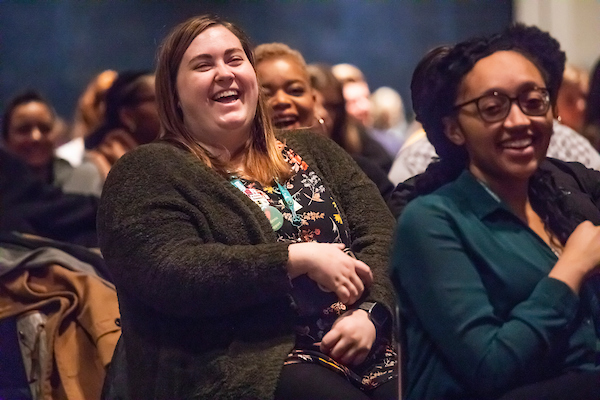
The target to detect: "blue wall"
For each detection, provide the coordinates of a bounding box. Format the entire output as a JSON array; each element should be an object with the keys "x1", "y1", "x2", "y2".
[{"x1": 0, "y1": 0, "x2": 511, "y2": 120}]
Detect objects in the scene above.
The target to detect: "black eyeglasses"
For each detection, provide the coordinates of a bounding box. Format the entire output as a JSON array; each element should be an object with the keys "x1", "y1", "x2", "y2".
[{"x1": 454, "y1": 87, "x2": 550, "y2": 123}]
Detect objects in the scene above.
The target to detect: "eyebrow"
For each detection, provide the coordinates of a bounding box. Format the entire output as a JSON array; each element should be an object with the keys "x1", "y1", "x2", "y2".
[{"x1": 187, "y1": 47, "x2": 244, "y2": 66}]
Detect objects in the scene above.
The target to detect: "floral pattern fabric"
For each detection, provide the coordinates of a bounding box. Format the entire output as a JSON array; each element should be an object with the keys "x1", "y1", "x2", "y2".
[{"x1": 232, "y1": 142, "x2": 396, "y2": 390}]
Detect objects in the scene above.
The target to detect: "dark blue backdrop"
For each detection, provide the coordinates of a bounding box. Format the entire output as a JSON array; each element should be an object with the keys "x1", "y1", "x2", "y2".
[{"x1": 0, "y1": 0, "x2": 511, "y2": 120}]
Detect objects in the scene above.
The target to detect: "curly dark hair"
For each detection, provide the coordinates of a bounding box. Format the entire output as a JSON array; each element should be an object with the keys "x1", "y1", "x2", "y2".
[
  {"x1": 406, "y1": 24, "x2": 581, "y2": 244},
  {"x1": 412, "y1": 24, "x2": 566, "y2": 195}
]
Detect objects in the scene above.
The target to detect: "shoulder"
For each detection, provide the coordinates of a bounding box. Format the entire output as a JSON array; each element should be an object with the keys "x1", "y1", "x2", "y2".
[
  {"x1": 109, "y1": 142, "x2": 193, "y2": 178},
  {"x1": 541, "y1": 157, "x2": 600, "y2": 192}
]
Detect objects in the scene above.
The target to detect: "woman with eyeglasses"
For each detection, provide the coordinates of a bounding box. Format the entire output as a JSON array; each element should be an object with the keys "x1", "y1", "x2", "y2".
[{"x1": 391, "y1": 25, "x2": 600, "y2": 399}]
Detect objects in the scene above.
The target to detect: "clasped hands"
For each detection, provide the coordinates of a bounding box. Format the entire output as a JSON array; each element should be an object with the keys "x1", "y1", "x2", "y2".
[{"x1": 287, "y1": 242, "x2": 377, "y2": 365}]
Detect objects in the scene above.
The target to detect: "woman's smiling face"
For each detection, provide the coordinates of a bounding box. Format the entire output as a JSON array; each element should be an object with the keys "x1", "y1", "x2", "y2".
[
  {"x1": 256, "y1": 55, "x2": 316, "y2": 130},
  {"x1": 446, "y1": 50, "x2": 553, "y2": 185},
  {"x1": 176, "y1": 25, "x2": 258, "y2": 153},
  {"x1": 6, "y1": 101, "x2": 56, "y2": 168}
]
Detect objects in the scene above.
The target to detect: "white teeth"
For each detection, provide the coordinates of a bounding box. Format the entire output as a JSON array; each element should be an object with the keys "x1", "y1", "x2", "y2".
[
  {"x1": 213, "y1": 90, "x2": 238, "y2": 100},
  {"x1": 502, "y1": 137, "x2": 532, "y2": 149}
]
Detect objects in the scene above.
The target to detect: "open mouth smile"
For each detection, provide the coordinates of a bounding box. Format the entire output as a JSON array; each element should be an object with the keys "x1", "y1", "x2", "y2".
[{"x1": 212, "y1": 89, "x2": 240, "y2": 103}]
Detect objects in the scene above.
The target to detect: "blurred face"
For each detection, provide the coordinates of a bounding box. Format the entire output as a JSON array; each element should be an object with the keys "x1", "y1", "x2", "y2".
[
  {"x1": 256, "y1": 55, "x2": 316, "y2": 130},
  {"x1": 124, "y1": 75, "x2": 160, "y2": 145},
  {"x1": 447, "y1": 50, "x2": 553, "y2": 184},
  {"x1": 556, "y1": 80, "x2": 587, "y2": 132},
  {"x1": 317, "y1": 84, "x2": 345, "y2": 137},
  {"x1": 6, "y1": 101, "x2": 56, "y2": 168},
  {"x1": 343, "y1": 81, "x2": 371, "y2": 126},
  {"x1": 176, "y1": 25, "x2": 258, "y2": 153}
]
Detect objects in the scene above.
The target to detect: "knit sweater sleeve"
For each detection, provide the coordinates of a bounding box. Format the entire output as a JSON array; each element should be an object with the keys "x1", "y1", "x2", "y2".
[
  {"x1": 285, "y1": 131, "x2": 397, "y2": 312},
  {"x1": 97, "y1": 143, "x2": 292, "y2": 318}
]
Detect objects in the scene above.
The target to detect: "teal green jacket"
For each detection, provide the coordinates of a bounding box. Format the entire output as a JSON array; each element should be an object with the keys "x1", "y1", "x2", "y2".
[{"x1": 392, "y1": 169, "x2": 599, "y2": 400}]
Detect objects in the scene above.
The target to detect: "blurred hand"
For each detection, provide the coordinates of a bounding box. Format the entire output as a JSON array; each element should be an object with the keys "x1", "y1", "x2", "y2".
[
  {"x1": 550, "y1": 220, "x2": 600, "y2": 293},
  {"x1": 319, "y1": 309, "x2": 376, "y2": 366},
  {"x1": 287, "y1": 242, "x2": 373, "y2": 305}
]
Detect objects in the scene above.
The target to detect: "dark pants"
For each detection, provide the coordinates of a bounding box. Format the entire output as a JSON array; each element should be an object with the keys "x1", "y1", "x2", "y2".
[
  {"x1": 274, "y1": 363, "x2": 398, "y2": 400},
  {"x1": 497, "y1": 370, "x2": 600, "y2": 400}
]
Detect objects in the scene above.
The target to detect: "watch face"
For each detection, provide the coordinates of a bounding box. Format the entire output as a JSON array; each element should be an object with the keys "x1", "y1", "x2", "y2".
[
  {"x1": 370, "y1": 303, "x2": 390, "y2": 328},
  {"x1": 360, "y1": 302, "x2": 389, "y2": 329}
]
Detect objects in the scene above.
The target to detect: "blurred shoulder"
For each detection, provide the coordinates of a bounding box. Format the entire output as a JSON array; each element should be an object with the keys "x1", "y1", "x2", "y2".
[{"x1": 278, "y1": 129, "x2": 341, "y2": 152}]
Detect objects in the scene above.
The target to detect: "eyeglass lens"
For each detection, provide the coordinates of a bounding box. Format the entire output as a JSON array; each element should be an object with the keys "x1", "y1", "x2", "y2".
[{"x1": 478, "y1": 89, "x2": 549, "y2": 122}]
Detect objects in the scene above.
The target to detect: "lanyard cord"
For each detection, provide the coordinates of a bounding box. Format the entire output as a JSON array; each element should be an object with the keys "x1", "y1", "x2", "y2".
[
  {"x1": 275, "y1": 180, "x2": 303, "y2": 227},
  {"x1": 230, "y1": 177, "x2": 303, "y2": 227}
]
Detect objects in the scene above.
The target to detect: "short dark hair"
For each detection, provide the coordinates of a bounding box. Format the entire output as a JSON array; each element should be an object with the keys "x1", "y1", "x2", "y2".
[{"x1": 2, "y1": 90, "x2": 55, "y2": 141}]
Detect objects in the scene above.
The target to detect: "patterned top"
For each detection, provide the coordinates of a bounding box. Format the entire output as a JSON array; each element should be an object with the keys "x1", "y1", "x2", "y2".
[{"x1": 232, "y1": 142, "x2": 396, "y2": 391}]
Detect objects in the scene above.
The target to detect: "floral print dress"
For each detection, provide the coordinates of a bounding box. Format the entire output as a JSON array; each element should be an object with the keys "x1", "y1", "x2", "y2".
[{"x1": 231, "y1": 143, "x2": 396, "y2": 391}]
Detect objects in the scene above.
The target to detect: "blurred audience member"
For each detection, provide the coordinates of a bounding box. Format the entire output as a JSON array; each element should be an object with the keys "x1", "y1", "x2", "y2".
[
  {"x1": 2, "y1": 91, "x2": 102, "y2": 195},
  {"x1": 332, "y1": 63, "x2": 370, "y2": 127},
  {"x1": 331, "y1": 63, "x2": 365, "y2": 84},
  {"x1": 309, "y1": 64, "x2": 393, "y2": 174},
  {"x1": 557, "y1": 65, "x2": 588, "y2": 134},
  {"x1": 85, "y1": 70, "x2": 160, "y2": 182},
  {"x1": 57, "y1": 70, "x2": 118, "y2": 166},
  {"x1": 256, "y1": 45, "x2": 393, "y2": 201},
  {"x1": 370, "y1": 86, "x2": 408, "y2": 157},
  {"x1": 582, "y1": 58, "x2": 600, "y2": 151},
  {"x1": 0, "y1": 147, "x2": 98, "y2": 247}
]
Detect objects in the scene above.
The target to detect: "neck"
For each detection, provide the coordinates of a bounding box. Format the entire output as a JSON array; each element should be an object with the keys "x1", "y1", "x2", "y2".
[{"x1": 472, "y1": 168, "x2": 531, "y2": 222}]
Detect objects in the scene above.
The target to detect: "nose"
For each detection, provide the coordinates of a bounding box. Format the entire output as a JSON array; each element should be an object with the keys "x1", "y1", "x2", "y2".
[
  {"x1": 30, "y1": 127, "x2": 43, "y2": 141},
  {"x1": 271, "y1": 90, "x2": 292, "y2": 110},
  {"x1": 503, "y1": 101, "x2": 531, "y2": 128},
  {"x1": 214, "y1": 61, "x2": 234, "y2": 82}
]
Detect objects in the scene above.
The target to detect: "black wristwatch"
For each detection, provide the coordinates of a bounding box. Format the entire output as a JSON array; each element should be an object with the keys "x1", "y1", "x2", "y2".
[{"x1": 358, "y1": 301, "x2": 390, "y2": 332}]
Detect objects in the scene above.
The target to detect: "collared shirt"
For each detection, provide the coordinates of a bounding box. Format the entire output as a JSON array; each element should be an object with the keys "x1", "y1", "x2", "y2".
[
  {"x1": 391, "y1": 170, "x2": 599, "y2": 400},
  {"x1": 388, "y1": 120, "x2": 600, "y2": 185}
]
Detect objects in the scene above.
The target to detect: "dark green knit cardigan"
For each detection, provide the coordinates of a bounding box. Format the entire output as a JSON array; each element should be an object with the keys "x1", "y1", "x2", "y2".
[{"x1": 98, "y1": 130, "x2": 396, "y2": 399}]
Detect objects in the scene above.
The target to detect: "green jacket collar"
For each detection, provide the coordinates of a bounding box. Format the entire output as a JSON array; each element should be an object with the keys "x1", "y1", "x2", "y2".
[{"x1": 452, "y1": 170, "x2": 511, "y2": 220}]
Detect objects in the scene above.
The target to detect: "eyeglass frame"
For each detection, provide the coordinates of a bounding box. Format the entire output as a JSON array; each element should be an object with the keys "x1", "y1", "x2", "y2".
[{"x1": 453, "y1": 87, "x2": 551, "y2": 123}]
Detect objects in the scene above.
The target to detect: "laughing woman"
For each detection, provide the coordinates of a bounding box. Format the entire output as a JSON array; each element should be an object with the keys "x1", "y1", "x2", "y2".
[
  {"x1": 391, "y1": 25, "x2": 600, "y2": 400},
  {"x1": 98, "y1": 15, "x2": 397, "y2": 400}
]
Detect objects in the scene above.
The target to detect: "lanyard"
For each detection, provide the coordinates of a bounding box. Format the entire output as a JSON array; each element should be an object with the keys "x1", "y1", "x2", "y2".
[
  {"x1": 276, "y1": 180, "x2": 303, "y2": 227},
  {"x1": 230, "y1": 177, "x2": 303, "y2": 230}
]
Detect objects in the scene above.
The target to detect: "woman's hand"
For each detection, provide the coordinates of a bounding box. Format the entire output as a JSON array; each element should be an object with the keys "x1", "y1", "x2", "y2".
[
  {"x1": 550, "y1": 220, "x2": 600, "y2": 293},
  {"x1": 319, "y1": 309, "x2": 376, "y2": 366},
  {"x1": 287, "y1": 242, "x2": 373, "y2": 305}
]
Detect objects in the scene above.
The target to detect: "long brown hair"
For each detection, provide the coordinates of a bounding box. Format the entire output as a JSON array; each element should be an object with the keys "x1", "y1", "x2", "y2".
[{"x1": 155, "y1": 14, "x2": 291, "y2": 185}]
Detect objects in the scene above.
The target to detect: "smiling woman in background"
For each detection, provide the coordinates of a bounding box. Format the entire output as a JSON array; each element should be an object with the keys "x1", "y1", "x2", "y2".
[
  {"x1": 391, "y1": 24, "x2": 600, "y2": 400},
  {"x1": 2, "y1": 90, "x2": 102, "y2": 195},
  {"x1": 98, "y1": 14, "x2": 397, "y2": 399}
]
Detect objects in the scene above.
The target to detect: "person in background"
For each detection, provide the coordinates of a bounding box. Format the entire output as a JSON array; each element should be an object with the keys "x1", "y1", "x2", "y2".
[
  {"x1": 0, "y1": 147, "x2": 98, "y2": 247},
  {"x1": 254, "y1": 42, "x2": 325, "y2": 132},
  {"x1": 391, "y1": 25, "x2": 600, "y2": 399},
  {"x1": 309, "y1": 64, "x2": 393, "y2": 173},
  {"x1": 2, "y1": 90, "x2": 102, "y2": 195},
  {"x1": 56, "y1": 69, "x2": 118, "y2": 167},
  {"x1": 369, "y1": 86, "x2": 407, "y2": 157},
  {"x1": 330, "y1": 63, "x2": 394, "y2": 171},
  {"x1": 85, "y1": 70, "x2": 160, "y2": 183},
  {"x1": 582, "y1": 57, "x2": 600, "y2": 151},
  {"x1": 556, "y1": 64, "x2": 589, "y2": 134},
  {"x1": 255, "y1": 44, "x2": 394, "y2": 202},
  {"x1": 98, "y1": 15, "x2": 397, "y2": 400}
]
